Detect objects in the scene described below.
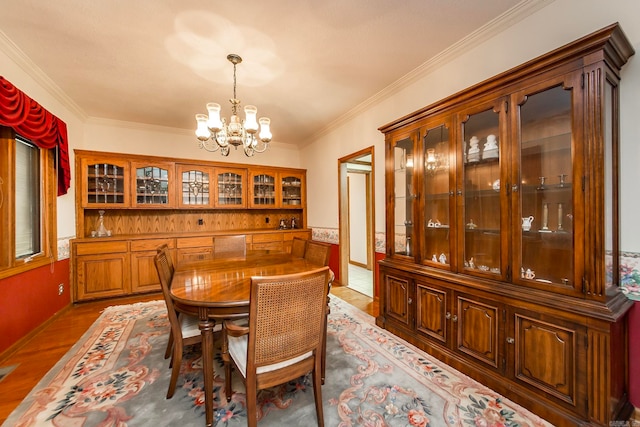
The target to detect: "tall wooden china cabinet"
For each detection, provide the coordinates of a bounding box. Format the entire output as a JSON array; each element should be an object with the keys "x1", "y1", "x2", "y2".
[
  {"x1": 377, "y1": 24, "x2": 634, "y2": 426},
  {"x1": 72, "y1": 150, "x2": 309, "y2": 302}
]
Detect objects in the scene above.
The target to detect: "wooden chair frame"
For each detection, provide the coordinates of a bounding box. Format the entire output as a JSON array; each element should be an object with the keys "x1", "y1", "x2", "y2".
[{"x1": 223, "y1": 267, "x2": 331, "y2": 427}]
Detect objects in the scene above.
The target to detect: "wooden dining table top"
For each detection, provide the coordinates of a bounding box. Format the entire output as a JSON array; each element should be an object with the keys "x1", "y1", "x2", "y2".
[{"x1": 170, "y1": 250, "x2": 325, "y2": 309}]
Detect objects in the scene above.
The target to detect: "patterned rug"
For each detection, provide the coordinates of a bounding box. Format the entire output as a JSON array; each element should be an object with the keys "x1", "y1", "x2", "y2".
[{"x1": 3, "y1": 297, "x2": 553, "y2": 426}]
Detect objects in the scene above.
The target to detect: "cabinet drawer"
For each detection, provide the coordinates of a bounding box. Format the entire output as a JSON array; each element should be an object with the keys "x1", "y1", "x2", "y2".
[
  {"x1": 176, "y1": 247, "x2": 214, "y2": 263},
  {"x1": 176, "y1": 236, "x2": 213, "y2": 248},
  {"x1": 252, "y1": 233, "x2": 283, "y2": 243},
  {"x1": 252, "y1": 241, "x2": 284, "y2": 251},
  {"x1": 130, "y1": 238, "x2": 174, "y2": 252},
  {"x1": 75, "y1": 241, "x2": 128, "y2": 256}
]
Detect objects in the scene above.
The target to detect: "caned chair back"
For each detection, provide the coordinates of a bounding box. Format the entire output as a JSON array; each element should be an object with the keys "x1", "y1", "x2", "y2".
[
  {"x1": 213, "y1": 235, "x2": 246, "y2": 258},
  {"x1": 156, "y1": 243, "x2": 174, "y2": 277},
  {"x1": 291, "y1": 237, "x2": 307, "y2": 258},
  {"x1": 249, "y1": 267, "x2": 330, "y2": 369},
  {"x1": 304, "y1": 240, "x2": 331, "y2": 266}
]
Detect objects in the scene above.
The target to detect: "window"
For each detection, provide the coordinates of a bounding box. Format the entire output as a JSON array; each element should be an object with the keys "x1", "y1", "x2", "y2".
[
  {"x1": 15, "y1": 137, "x2": 42, "y2": 259},
  {"x1": 0, "y1": 127, "x2": 56, "y2": 277}
]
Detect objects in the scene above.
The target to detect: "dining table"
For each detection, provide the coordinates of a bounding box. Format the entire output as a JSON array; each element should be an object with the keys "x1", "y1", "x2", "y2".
[{"x1": 170, "y1": 250, "x2": 327, "y2": 427}]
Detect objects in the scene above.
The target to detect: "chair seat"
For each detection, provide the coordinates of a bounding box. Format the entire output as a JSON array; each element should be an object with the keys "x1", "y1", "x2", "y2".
[
  {"x1": 180, "y1": 314, "x2": 222, "y2": 339},
  {"x1": 228, "y1": 334, "x2": 313, "y2": 378}
]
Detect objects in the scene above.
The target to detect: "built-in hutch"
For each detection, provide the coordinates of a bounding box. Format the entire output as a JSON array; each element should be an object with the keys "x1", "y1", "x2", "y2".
[
  {"x1": 377, "y1": 24, "x2": 634, "y2": 426},
  {"x1": 71, "y1": 150, "x2": 309, "y2": 302}
]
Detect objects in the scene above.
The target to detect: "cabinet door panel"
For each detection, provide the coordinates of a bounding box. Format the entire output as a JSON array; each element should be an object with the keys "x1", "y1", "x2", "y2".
[
  {"x1": 131, "y1": 162, "x2": 174, "y2": 208},
  {"x1": 456, "y1": 296, "x2": 501, "y2": 370},
  {"x1": 513, "y1": 313, "x2": 583, "y2": 409},
  {"x1": 177, "y1": 165, "x2": 213, "y2": 208},
  {"x1": 416, "y1": 281, "x2": 448, "y2": 344},
  {"x1": 76, "y1": 254, "x2": 129, "y2": 300},
  {"x1": 387, "y1": 130, "x2": 418, "y2": 260},
  {"x1": 384, "y1": 274, "x2": 412, "y2": 327},
  {"x1": 421, "y1": 121, "x2": 454, "y2": 269},
  {"x1": 281, "y1": 172, "x2": 305, "y2": 208},
  {"x1": 249, "y1": 170, "x2": 278, "y2": 208},
  {"x1": 215, "y1": 167, "x2": 247, "y2": 208},
  {"x1": 131, "y1": 250, "x2": 162, "y2": 293},
  {"x1": 512, "y1": 75, "x2": 582, "y2": 295},
  {"x1": 458, "y1": 101, "x2": 507, "y2": 279},
  {"x1": 82, "y1": 158, "x2": 129, "y2": 207}
]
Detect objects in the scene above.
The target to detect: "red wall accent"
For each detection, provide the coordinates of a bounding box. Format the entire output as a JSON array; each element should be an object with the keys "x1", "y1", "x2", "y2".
[
  {"x1": 328, "y1": 243, "x2": 340, "y2": 283},
  {"x1": 0, "y1": 259, "x2": 70, "y2": 355},
  {"x1": 629, "y1": 302, "x2": 639, "y2": 408}
]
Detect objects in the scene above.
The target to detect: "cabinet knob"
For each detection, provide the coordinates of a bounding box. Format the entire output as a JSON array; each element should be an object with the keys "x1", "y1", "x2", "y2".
[
  {"x1": 408, "y1": 297, "x2": 413, "y2": 305},
  {"x1": 445, "y1": 312, "x2": 451, "y2": 319},
  {"x1": 456, "y1": 190, "x2": 463, "y2": 196},
  {"x1": 511, "y1": 184, "x2": 519, "y2": 193},
  {"x1": 506, "y1": 337, "x2": 515, "y2": 344},
  {"x1": 451, "y1": 314, "x2": 458, "y2": 322},
  {"x1": 449, "y1": 191, "x2": 454, "y2": 196}
]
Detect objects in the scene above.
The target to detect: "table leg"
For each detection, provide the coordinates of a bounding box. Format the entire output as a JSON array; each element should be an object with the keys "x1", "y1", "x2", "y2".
[{"x1": 199, "y1": 318, "x2": 216, "y2": 427}]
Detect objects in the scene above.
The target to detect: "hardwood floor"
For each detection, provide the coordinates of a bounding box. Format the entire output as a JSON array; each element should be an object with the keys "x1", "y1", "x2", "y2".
[{"x1": 0, "y1": 285, "x2": 375, "y2": 423}]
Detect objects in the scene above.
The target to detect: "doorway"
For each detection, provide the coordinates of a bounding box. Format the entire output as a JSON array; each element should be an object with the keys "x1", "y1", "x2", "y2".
[{"x1": 338, "y1": 147, "x2": 375, "y2": 297}]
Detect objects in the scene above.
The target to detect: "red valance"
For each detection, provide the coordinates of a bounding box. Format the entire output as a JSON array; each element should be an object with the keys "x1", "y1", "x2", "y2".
[{"x1": 0, "y1": 76, "x2": 71, "y2": 196}]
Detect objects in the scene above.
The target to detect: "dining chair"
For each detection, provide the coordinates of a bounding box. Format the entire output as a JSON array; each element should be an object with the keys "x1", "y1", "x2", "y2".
[
  {"x1": 157, "y1": 244, "x2": 178, "y2": 359},
  {"x1": 154, "y1": 250, "x2": 214, "y2": 399},
  {"x1": 290, "y1": 236, "x2": 307, "y2": 258},
  {"x1": 303, "y1": 240, "x2": 333, "y2": 384},
  {"x1": 304, "y1": 240, "x2": 331, "y2": 266},
  {"x1": 222, "y1": 267, "x2": 331, "y2": 427},
  {"x1": 213, "y1": 235, "x2": 246, "y2": 258}
]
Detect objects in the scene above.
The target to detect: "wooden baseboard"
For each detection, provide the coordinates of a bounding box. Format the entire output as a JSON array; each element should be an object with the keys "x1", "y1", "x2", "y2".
[{"x1": 0, "y1": 303, "x2": 73, "y2": 364}]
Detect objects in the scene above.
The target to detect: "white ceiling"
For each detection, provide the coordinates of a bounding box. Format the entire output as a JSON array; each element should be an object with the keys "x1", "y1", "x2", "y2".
[{"x1": 0, "y1": 0, "x2": 542, "y2": 146}]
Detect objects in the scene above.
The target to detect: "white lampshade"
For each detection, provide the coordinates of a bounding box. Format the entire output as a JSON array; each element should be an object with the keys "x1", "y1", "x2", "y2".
[
  {"x1": 195, "y1": 114, "x2": 211, "y2": 141},
  {"x1": 206, "y1": 103, "x2": 223, "y2": 131},
  {"x1": 244, "y1": 105, "x2": 259, "y2": 134},
  {"x1": 258, "y1": 117, "x2": 272, "y2": 142}
]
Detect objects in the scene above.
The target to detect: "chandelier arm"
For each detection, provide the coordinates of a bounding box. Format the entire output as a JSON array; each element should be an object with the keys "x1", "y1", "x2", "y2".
[
  {"x1": 198, "y1": 140, "x2": 221, "y2": 152},
  {"x1": 252, "y1": 142, "x2": 269, "y2": 153}
]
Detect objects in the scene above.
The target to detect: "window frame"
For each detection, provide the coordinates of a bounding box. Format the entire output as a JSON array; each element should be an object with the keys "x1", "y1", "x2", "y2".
[{"x1": 0, "y1": 126, "x2": 57, "y2": 278}]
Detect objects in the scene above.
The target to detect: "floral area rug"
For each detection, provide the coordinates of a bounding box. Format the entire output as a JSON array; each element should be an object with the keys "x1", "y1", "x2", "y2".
[{"x1": 3, "y1": 298, "x2": 553, "y2": 427}]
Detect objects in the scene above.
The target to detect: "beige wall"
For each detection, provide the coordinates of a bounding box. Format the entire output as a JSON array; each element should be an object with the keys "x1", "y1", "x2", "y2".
[{"x1": 301, "y1": 0, "x2": 640, "y2": 252}]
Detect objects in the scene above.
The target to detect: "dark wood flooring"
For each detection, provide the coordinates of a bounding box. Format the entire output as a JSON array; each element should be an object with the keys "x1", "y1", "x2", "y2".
[{"x1": 0, "y1": 285, "x2": 375, "y2": 423}]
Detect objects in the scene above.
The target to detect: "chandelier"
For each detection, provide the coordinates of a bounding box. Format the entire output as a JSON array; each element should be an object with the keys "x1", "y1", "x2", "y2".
[{"x1": 195, "y1": 54, "x2": 272, "y2": 157}]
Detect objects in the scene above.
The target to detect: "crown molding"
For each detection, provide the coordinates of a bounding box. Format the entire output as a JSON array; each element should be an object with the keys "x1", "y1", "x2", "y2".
[
  {"x1": 0, "y1": 29, "x2": 88, "y2": 121},
  {"x1": 306, "y1": 0, "x2": 555, "y2": 144}
]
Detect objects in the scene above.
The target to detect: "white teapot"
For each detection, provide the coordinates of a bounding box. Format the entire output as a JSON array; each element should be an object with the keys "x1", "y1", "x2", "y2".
[{"x1": 522, "y1": 215, "x2": 534, "y2": 231}]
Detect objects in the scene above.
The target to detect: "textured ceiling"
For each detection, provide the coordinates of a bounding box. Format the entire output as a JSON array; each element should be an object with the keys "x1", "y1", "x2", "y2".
[{"x1": 0, "y1": 0, "x2": 539, "y2": 146}]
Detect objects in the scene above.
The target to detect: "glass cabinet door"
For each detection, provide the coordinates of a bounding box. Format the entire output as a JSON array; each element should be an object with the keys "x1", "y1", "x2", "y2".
[
  {"x1": 390, "y1": 132, "x2": 416, "y2": 258},
  {"x1": 249, "y1": 170, "x2": 277, "y2": 208},
  {"x1": 281, "y1": 173, "x2": 305, "y2": 208},
  {"x1": 514, "y1": 82, "x2": 576, "y2": 291},
  {"x1": 422, "y1": 123, "x2": 452, "y2": 267},
  {"x1": 82, "y1": 159, "x2": 129, "y2": 207},
  {"x1": 215, "y1": 167, "x2": 246, "y2": 208},
  {"x1": 177, "y1": 165, "x2": 213, "y2": 208},
  {"x1": 131, "y1": 162, "x2": 173, "y2": 207},
  {"x1": 460, "y1": 104, "x2": 504, "y2": 276}
]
